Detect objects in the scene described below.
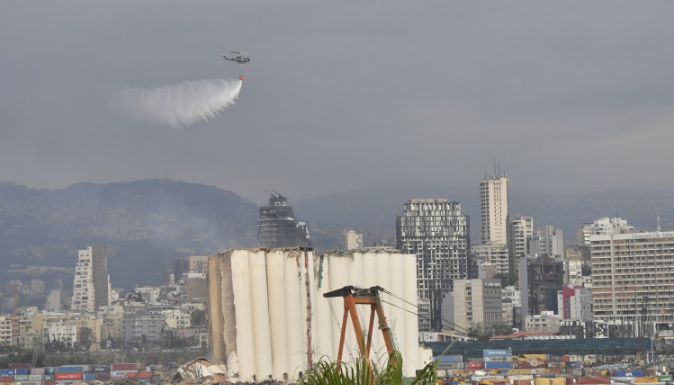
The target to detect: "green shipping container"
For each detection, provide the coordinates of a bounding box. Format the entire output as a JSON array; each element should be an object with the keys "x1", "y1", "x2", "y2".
[{"x1": 658, "y1": 376, "x2": 673, "y2": 382}]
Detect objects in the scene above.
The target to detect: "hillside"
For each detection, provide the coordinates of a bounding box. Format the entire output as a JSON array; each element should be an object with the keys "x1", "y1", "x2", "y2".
[{"x1": 0, "y1": 180, "x2": 258, "y2": 290}]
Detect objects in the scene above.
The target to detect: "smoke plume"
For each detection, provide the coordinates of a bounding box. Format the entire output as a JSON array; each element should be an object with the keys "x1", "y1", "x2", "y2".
[{"x1": 124, "y1": 78, "x2": 242, "y2": 127}]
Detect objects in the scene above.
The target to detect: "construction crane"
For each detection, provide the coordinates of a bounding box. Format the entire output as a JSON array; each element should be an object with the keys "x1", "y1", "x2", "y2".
[{"x1": 323, "y1": 286, "x2": 397, "y2": 382}]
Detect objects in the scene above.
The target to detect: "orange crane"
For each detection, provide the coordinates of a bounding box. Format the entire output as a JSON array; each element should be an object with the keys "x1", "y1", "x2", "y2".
[{"x1": 323, "y1": 286, "x2": 397, "y2": 381}]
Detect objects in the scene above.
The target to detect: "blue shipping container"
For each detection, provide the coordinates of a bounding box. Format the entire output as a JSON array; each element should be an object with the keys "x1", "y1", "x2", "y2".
[
  {"x1": 436, "y1": 355, "x2": 463, "y2": 363},
  {"x1": 83, "y1": 373, "x2": 96, "y2": 380},
  {"x1": 14, "y1": 368, "x2": 29, "y2": 375},
  {"x1": 631, "y1": 370, "x2": 644, "y2": 377},
  {"x1": 56, "y1": 366, "x2": 83, "y2": 373},
  {"x1": 0, "y1": 369, "x2": 11, "y2": 375},
  {"x1": 484, "y1": 362, "x2": 513, "y2": 369},
  {"x1": 483, "y1": 349, "x2": 512, "y2": 357},
  {"x1": 614, "y1": 371, "x2": 627, "y2": 377}
]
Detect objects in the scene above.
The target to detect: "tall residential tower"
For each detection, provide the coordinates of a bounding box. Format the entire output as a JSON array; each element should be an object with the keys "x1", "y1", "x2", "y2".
[
  {"x1": 480, "y1": 171, "x2": 509, "y2": 245},
  {"x1": 72, "y1": 245, "x2": 110, "y2": 312},
  {"x1": 396, "y1": 199, "x2": 470, "y2": 331}
]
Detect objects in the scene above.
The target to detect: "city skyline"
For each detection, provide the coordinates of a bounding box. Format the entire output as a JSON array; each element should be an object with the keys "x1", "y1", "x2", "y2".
[{"x1": 3, "y1": 2, "x2": 674, "y2": 204}]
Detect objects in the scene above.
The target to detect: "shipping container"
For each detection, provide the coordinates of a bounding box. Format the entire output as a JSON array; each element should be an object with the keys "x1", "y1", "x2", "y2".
[
  {"x1": 110, "y1": 370, "x2": 138, "y2": 377},
  {"x1": 43, "y1": 374, "x2": 55, "y2": 381},
  {"x1": 9, "y1": 363, "x2": 32, "y2": 370},
  {"x1": 631, "y1": 370, "x2": 644, "y2": 377},
  {"x1": 15, "y1": 374, "x2": 29, "y2": 381},
  {"x1": 18, "y1": 381, "x2": 40, "y2": 385},
  {"x1": 438, "y1": 363, "x2": 465, "y2": 370},
  {"x1": 513, "y1": 380, "x2": 532, "y2": 385},
  {"x1": 83, "y1": 373, "x2": 96, "y2": 380},
  {"x1": 485, "y1": 356, "x2": 513, "y2": 363},
  {"x1": 437, "y1": 355, "x2": 464, "y2": 363},
  {"x1": 634, "y1": 377, "x2": 657, "y2": 383},
  {"x1": 95, "y1": 373, "x2": 111, "y2": 381},
  {"x1": 0, "y1": 371, "x2": 10, "y2": 376},
  {"x1": 54, "y1": 372, "x2": 83, "y2": 380},
  {"x1": 0, "y1": 376, "x2": 13, "y2": 383},
  {"x1": 518, "y1": 355, "x2": 548, "y2": 362},
  {"x1": 484, "y1": 362, "x2": 512, "y2": 369},
  {"x1": 28, "y1": 374, "x2": 44, "y2": 381},
  {"x1": 566, "y1": 362, "x2": 581, "y2": 368},
  {"x1": 111, "y1": 363, "x2": 140, "y2": 371},
  {"x1": 518, "y1": 362, "x2": 548, "y2": 369},
  {"x1": 467, "y1": 362, "x2": 484, "y2": 370},
  {"x1": 31, "y1": 368, "x2": 45, "y2": 375},
  {"x1": 533, "y1": 377, "x2": 565, "y2": 385},
  {"x1": 611, "y1": 377, "x2": 636, "y2": 383},
  {"x1": 659, "y1": 376, "x2": 674, "y2": 382},
  {"x1": 576, "y1": 377, "x2": 610, "y2": 384},
  {"x1": 484, "y1": 349, "x2": 512, "y2": 357},
  {"x1": 547, "y1": 362, "x2": 561, "y2": 368},
  {"x1": 15, "y1": 368, "x2": 30, "y2": 375},
  {"x1": 437, "y1": 369, "x2": 447, "y2": 378},
  {"x1": 43, "y1": 380, "x2": 55, "y2": 385},
  {"x1": 91, "y1": 365, "x2": 109, "y2": 373},
  {"x1": 55, "y1": 367, "x2": 82, "y2": 374}
]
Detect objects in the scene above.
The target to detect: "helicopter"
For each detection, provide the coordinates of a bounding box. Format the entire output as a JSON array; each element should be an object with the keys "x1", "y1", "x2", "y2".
[{"x1": 223, "y1": 51, "x2": 250, "y2": 64}]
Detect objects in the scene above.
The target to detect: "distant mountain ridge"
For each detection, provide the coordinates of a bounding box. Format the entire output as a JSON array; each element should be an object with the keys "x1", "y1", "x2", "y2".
[
  {"x1": 1, "y1": 179, "x2": 672, "y2": 292},
  {"x1": 0, "y1": 179, "x2": 258, "y2": 290}
]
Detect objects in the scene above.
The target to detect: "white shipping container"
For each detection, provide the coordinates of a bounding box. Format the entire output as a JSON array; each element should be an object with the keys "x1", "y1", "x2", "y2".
[
  {"x1": 28, "y1": 374, "x2": 43, "y2": 380},
  {"x1": 484, "y1": 356, "x2": 512, "y2": 362},
  {"x1": 109, "y1": 371, "x2": 136, "y2": 377}
]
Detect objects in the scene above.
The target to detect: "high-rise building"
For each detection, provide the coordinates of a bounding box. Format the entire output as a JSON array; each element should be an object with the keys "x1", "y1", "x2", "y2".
[
  {"x1": 557, "y1": 286, "x2": 592, "y2": 320},
  {"x1": 258, "y1": 193, "x2": 311, "y2": 248},
  {"x1": 396, "y1": 199, "x2": 470, "y2": 331},
  {"x1": 591, "y1": 221, "x2": 674, "y2": 328},
  {"x1": 529, "y1": 225, "x2": 564, "y2": 257},
  {"x1": 480, "y1": 171, "x2": 509, "y2": 245},
  {"x1": 72, "y1": 245, "x2": 110, "y2": 312},
  {"x1": 342, "y1": 230, "x2": 363, "y2": 250},
  {"x1": 174, "y1": 255, "x2": 209, "y2": 281},
  {"x1": 519, "y1": 255, "x2": 563, "y2": 329},
  {"x1": 472, "y1": 242, "x2": 509, "y2": 276},
  {"x1": 507, "y1": 215, "x2": 533, "y2": 277},
  {"x1": 449, "y1": 278, "x2": 503, "y2": 333}
]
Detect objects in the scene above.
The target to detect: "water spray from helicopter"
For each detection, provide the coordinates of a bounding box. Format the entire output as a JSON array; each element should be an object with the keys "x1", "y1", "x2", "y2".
[{"x1": 123, "y1": 76, "x2": 243, "y2": 128}]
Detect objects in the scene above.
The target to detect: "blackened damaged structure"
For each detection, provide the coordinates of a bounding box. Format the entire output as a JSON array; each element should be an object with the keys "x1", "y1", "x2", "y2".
[{"x1": 257, "y1": 192, "x2": 312, "y2": 248}]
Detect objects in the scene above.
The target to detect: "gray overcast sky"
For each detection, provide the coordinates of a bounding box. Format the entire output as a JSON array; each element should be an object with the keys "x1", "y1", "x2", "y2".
[{"x1": 2, "y1": 1, "x2": 674, "y2": 204}]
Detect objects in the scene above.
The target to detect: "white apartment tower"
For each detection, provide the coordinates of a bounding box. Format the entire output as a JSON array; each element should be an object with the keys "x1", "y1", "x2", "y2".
[
  {"x1": 480, "y1": 171, "x2": 509, "y2": 245},
  {"x1": 507, "y1": 215, "x2": 533, "y2": 277},
  {"x1": 342, "y1": 230, "x2": 364, "y2": 250},
  {"x1": 72, "y1": 245, "x2": 110, "y2": 312}
]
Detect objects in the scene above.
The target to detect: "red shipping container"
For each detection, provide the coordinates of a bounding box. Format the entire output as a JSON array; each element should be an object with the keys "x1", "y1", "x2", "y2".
[
  {"x1": 126, "y1": 372, "x2": 152, "y2": 379},
  {"x1": 467, "y1": 362, "x2": 484, "y2": 369},
  {"x1": 95, "y1": 373, "x2": 111, "y2": 381},
  {"x1": 9, "y1": 363, "x2": 31, "y2": 370},
  {"x1": 44, "y1": 381, "x2": 55, "y2": 385},
  {"x1": 111, "y1": 363, "x2": 139, "y2": 371},
  {"x1": 55, "y1": 372, "x2": 83, "y2": 380},
  {"x1": 565, "y1": 379, "x2": 573, "y2": 385},
  {"x1": 0, "y1": 376, "x2": 13, "y2": 383},
  {"x1": 514, "y1": 380, "x2": 532, "y2": 385}
]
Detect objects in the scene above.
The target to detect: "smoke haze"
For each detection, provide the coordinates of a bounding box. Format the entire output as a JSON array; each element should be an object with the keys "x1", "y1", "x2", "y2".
[{"x1": 124, "y1": 78, "x2": 242, "y2": 127}]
